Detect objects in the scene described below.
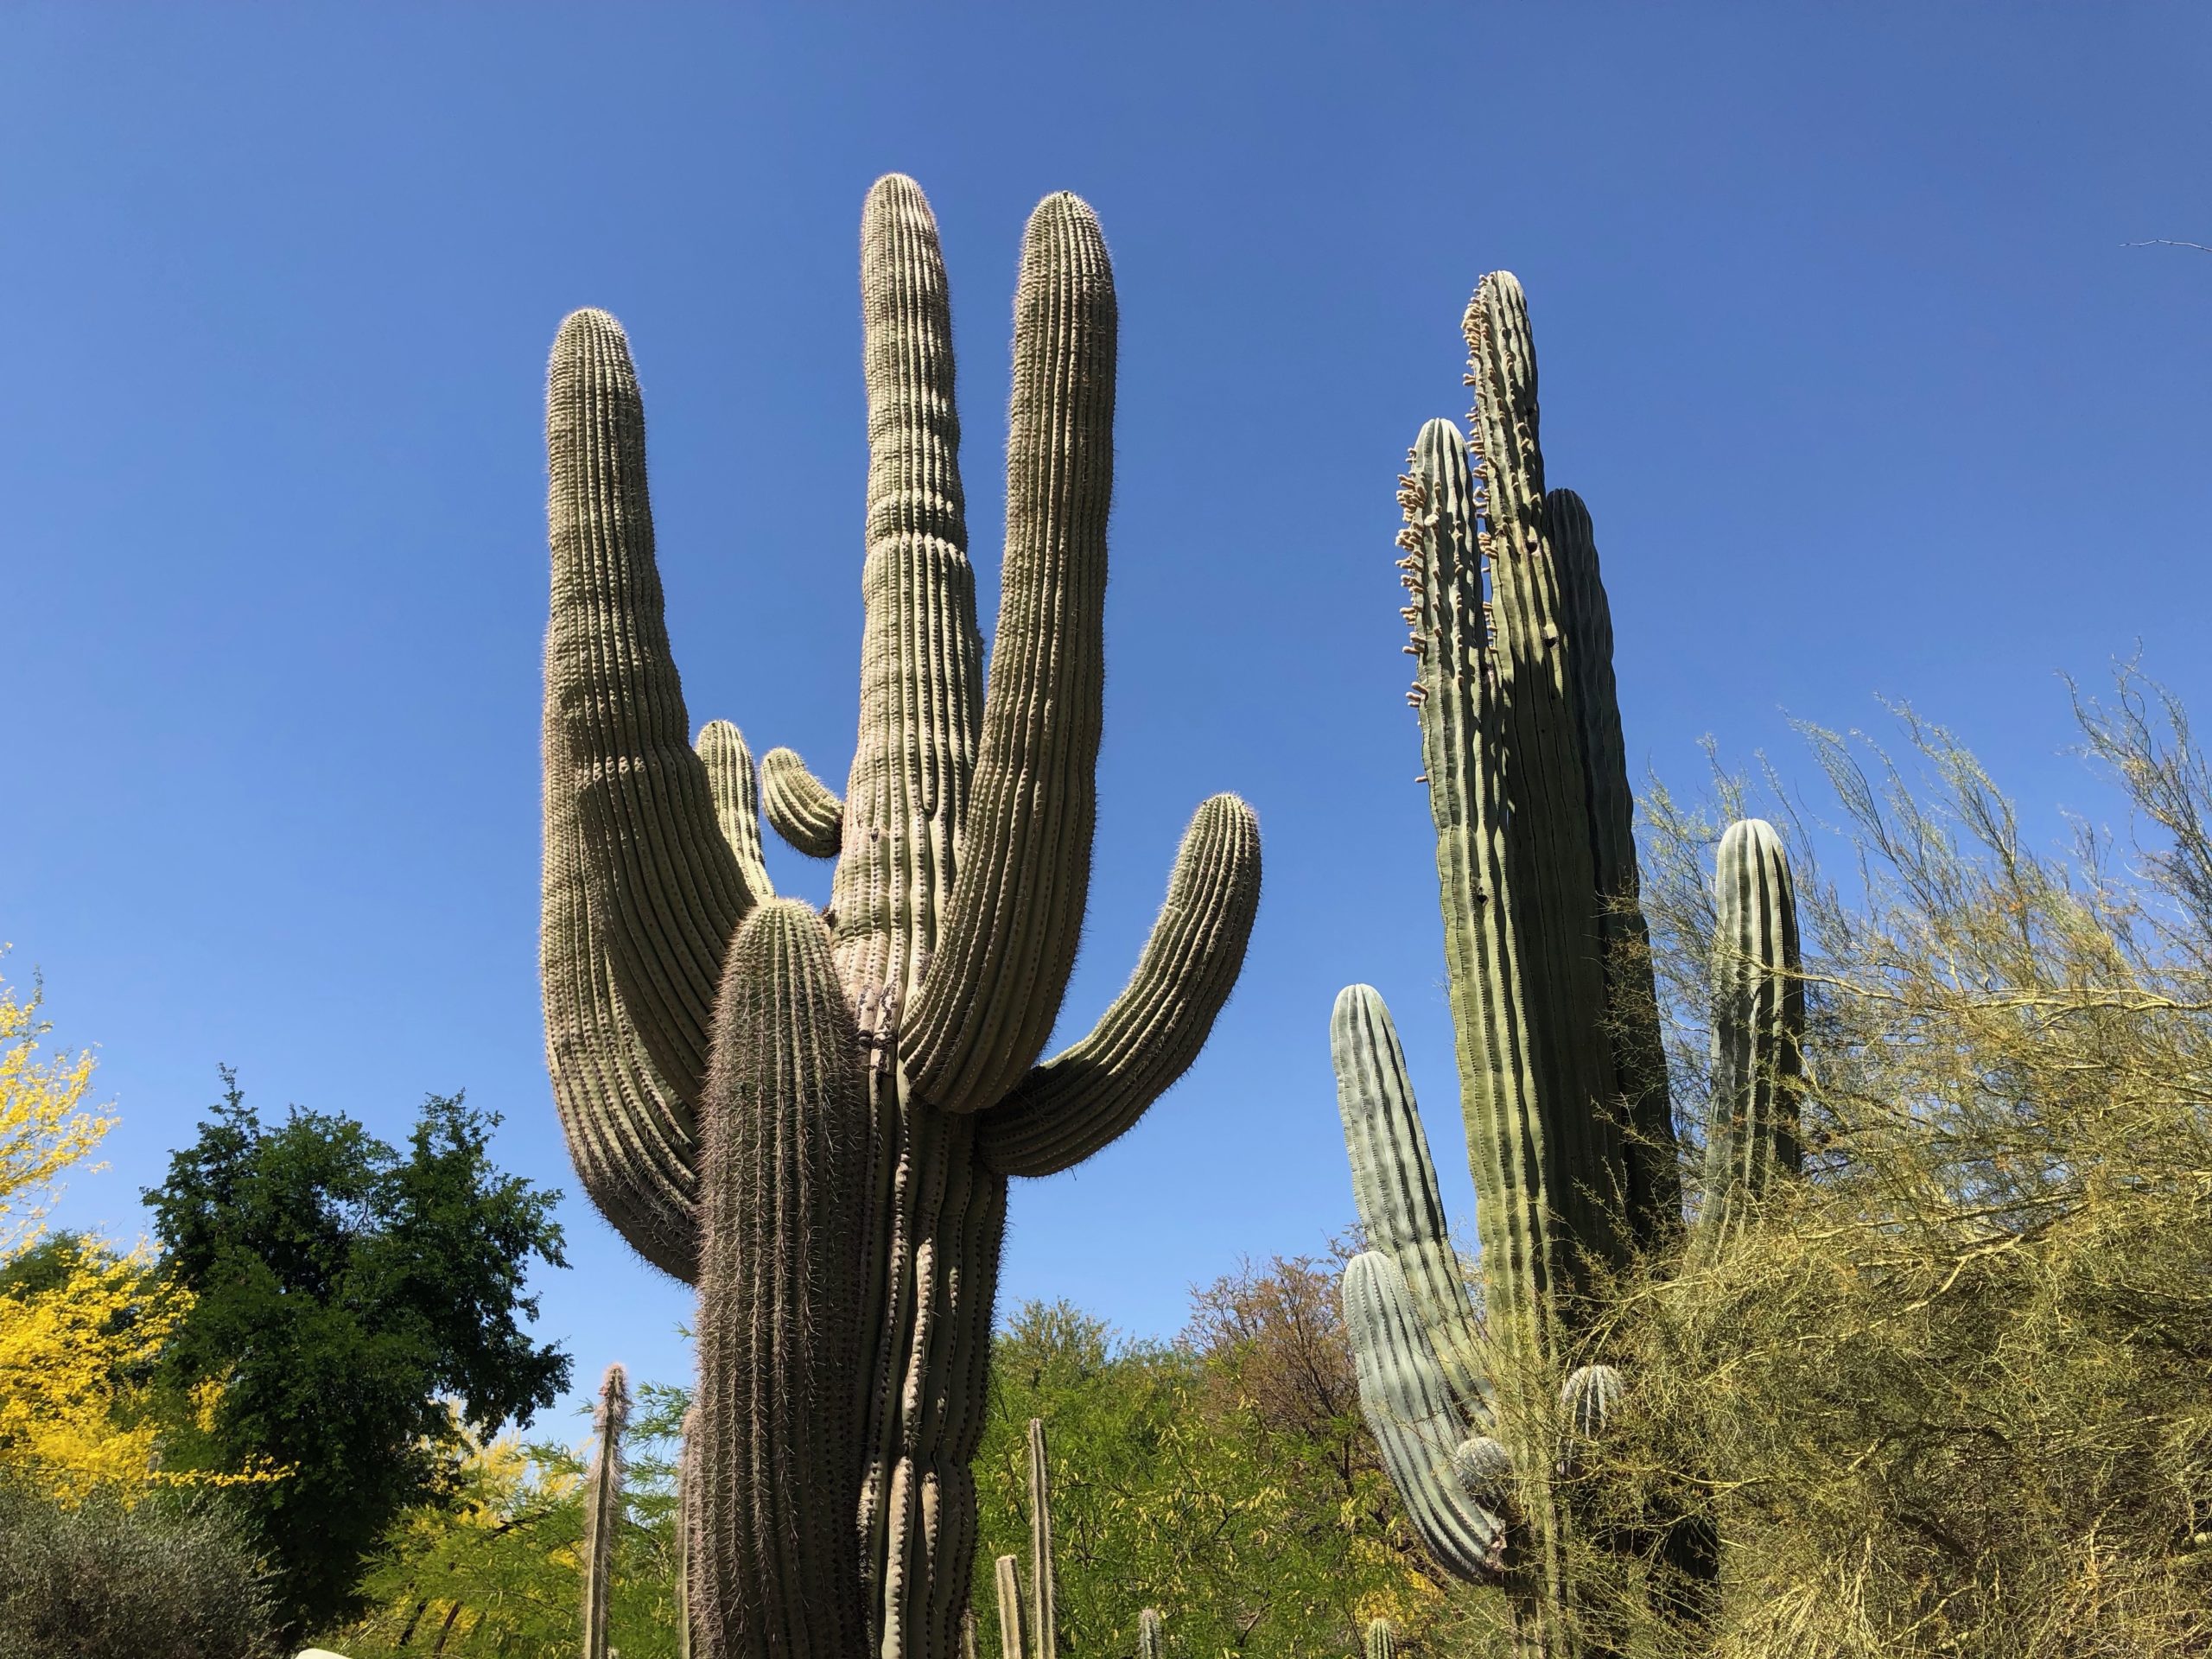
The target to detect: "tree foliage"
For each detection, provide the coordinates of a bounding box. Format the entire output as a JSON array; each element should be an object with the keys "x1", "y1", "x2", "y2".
[
  {"x1": 1570, "y1": 673, "x2": 2212, "y2": 1657},
  {"x1": 143, "y1": 1074, "x2": 571, "y2": 1639},
  {"x1": 0, "y1": 968, "x2": 109, "y2": 1254}
]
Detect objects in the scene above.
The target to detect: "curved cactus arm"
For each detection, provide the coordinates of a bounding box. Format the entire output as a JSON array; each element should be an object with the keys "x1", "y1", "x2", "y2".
[
  {"x1": 696, "y1": 721, "x2": 775, "y2": 902},
  {"x1": 761, "y1": 747, "x2": 844, "y2": 859},
  {"x1": 1699, "y1": 818, "x2": 1803, "y2": 1246},
  {"x1": 1330, "y1": 984, "x2": 1491, "y2": 1422},
  {"x1": 547, "y1": 308, "x2": 760, "y2": 1106},
  {"x1": 1547, "y1": 489, "x2": 1681, "y2": 1249},
  {"x1": 904, "y1": 194, "x2": 1116, "y2": 1115},
  {"x1": 1342, "y1": 1250, "x2": 1510, "y2": 1583},
  {"x1": 542, "y1": 638, "x2": 700, "y2": 1283},
  {"x1": 977, "y1": 795, "x2": 1261, "y2": 1178},
  {"x1": 691, "y1": 899, "x2": 870, "y2": 1659}
]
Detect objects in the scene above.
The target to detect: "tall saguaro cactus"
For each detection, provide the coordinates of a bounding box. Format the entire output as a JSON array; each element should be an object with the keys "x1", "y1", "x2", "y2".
[
  {"x1": 542, "y1": 175, "x2": 1262, "y2": 1659},
  {"x1": 1332, "y1": 274, "x2": 1802, "y2": 1647}
]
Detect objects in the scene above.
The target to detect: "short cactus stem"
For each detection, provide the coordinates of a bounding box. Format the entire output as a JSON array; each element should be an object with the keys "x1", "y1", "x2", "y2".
[
  {"x1": 1027, "y1": 1419, "x2": 1058, "y2": 1659},
  {"x1": 995, "y1": 1555, "x2": 1027, "y2": 1659},
  {"x1": 1136, "y1": 1609, "x2": 1163, "y2": 1659},
  {"x1": 1363, "y1": 1618, "x2": 1400, "y2": 1659}
]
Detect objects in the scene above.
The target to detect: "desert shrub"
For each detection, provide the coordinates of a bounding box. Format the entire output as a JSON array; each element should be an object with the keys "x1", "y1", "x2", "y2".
[{"x1": 0, "y1": 1480, "x2": 277, "y2": 1659}]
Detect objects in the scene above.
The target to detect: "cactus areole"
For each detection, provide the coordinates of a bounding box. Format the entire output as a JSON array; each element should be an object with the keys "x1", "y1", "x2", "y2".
[
  {"x1": 1331, "y1": 274, "x2": 1803, "y2": 1644},
  {"x1": 541, "y1": 175, "x2": 1262, "y2": 1659}
]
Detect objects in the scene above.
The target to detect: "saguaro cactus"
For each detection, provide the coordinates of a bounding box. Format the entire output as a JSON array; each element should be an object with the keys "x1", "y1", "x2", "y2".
[
  {"x1": 582, "y1": 1362, "x2": 629, "y2": 1659},
  {"x1": 1331, "y1": 274, "x2": 1802, "y2": 1646},
  {"x1": 541, "y1": 175, "x2": 1262, "y2": 1659}
]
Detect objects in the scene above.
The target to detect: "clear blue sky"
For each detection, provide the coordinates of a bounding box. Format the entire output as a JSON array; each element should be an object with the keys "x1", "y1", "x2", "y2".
[{"x1": 5, "y1": 4, "x2": 2207, "y2": 1430}]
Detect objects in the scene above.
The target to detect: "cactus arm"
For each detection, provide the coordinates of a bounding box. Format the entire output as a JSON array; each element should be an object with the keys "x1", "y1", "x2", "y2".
[
  {"x1": 761, "y1": 747, "x2": 845, "y2": 858},
  {"x1": 581, "y1": 1362, "x2": 629, "y2": 1659},
  {"x1": 1330, "y1": 984, "x2": 1492, "y2": 1423},
  {"x1": 1460, "y1": 275, "x2": 1624, "y2": 1273},
  {"x1": 1341, "y1": 1250, "x2": 1510, "y2": 1583},
  {"x1": 834, "y1": 173, "x2": 983, "y2": 1019},
  {"x1": 1027, "y1": 1419, "x2": 1057, "y2": 1659},
  {"x1": 542, "y1": 638, "x2": 700, "y2": 1282},
  {"x1": 696, "y1": 721, "x2": 775, "y2": 902},
  {"x1": 903, "y1": 194, "x2": 1116, "y2": 1115},
  {"x1": 548, "y1": 308, "x2": 760, "y2": 1104},
  {"x1": 691, "y1": 899, "x2": 871, "y2": 1659},
  {"x1": 994, "y1": 1555, "x2": 1027, "y2": 1659},
  {"x1": 1402, "y1": 416, "x2": 1558, "y2": 1366},
  {"x1": 977, "y1": 795, "x2": 1260, "y2": 1178},
  {"x1": 1699, "y1": 819, "x2": 1803, "y2": 1244},
  {"x1": 1546, "y1": 488, "x2": 1681, "y2": 1249}
]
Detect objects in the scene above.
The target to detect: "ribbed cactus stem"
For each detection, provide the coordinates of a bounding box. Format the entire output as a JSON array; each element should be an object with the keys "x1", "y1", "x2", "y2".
[
  {"x1": 1363, "y1": 1618, "x2": 1399, "y2": 1659},
  {"x1": 696, "y1": 721, "x2": 775, "y2": 902},
  {"x1": 1137, "y1": 1609, "x2": 1163, "y2": 1659},
  {"x1": 690, "y1": 900, "x2": 869, "y2": 1659},
  {"x1": 582, "y1": 1362, "x2": 629, "y2": 1659},
  {"x1": 676, "y1": 1406, "x2": 696, "y2": 1659},
  {"x1": 1027, "y1": 1418, "x2": 1057, "y2": 1659},
  {"x1": 995, "y1": 1556, "x2": 1027, "y2": 1659},
  {"x1": 1700, "y1": 819, "x2": 1803, "y2": 1247}
]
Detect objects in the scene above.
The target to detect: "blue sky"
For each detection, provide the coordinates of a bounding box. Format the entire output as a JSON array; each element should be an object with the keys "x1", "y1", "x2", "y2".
[{"x1": 4, "y1": 3, "x2": 2207, "y2": 1429}]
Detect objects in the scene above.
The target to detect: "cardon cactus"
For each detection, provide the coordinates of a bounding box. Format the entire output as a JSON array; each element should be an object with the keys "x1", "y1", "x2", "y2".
[
  {"x1": 1331, "y1": 274, "x2": 1802, "y2": 1644},
  {"x1": 581, "y1": 1361, "x2": 628, "y2": 1659},
  {"x1": 541, "y1": 175, "x2": 1262, "y2": 1659}
]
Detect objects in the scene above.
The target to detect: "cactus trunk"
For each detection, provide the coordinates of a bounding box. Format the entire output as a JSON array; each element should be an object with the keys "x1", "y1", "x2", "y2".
[{"x1": 541, "y1": 175, "x2": 1261, "y2": 1659}]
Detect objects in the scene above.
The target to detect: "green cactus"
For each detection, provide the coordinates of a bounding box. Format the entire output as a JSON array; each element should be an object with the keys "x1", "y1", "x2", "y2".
[
  {"x1": 582, "y1": 1362, "x2": 628, "y2": 1659},
  {"x1": 1137, "y1": 1608, "x2": 1164, "y2": 1659},
  {"x1": 1027, "y1": 1418, "x2": 1058, "y2": 1659},
  {"x1": 1332, "y1": 273, "x2": 1803, "y2": 1645},
  {"x1": 1363, "y1": 1618, "x2": 1401, "y2": 1659},
  {"x1": 541, "y1": 175, "x2": 1262, "y2": 1659},
  {"x1": 995, "y1": 1555, "x2": 1027, "y2": 1659}
]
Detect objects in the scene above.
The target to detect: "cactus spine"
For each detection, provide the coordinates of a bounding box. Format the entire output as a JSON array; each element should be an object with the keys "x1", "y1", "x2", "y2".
[
  {"x1": 1333, "y1": 274, "x2": 1803, "y2": 1646},
  {"x1": 1027, "y1": 1419, "x2": 1057, "y2": 1659},
  {"x1": 582, "y1": 1362, "x2": 629, "y2": 1659},
  {"x1": 541, "y1": 175, "x2": 1262, "y2": 1659}
]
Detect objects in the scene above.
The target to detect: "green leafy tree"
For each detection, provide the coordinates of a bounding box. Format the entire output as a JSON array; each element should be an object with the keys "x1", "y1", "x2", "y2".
[{"x1": 143, "y1": 1072, "x2": 570, "y2": 1639}]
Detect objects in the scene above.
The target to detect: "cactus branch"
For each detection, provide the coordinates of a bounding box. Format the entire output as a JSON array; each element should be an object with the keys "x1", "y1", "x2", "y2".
[
  {"x1": 904, "y1": 194, "x2": 1116, "y2": 1115},
  {"x1": 1699, "y1": 818, "x2": 1803, "y2": 1246},
  {"x1": 696, "y1": 721, "x2": 776, "y2": 903},
  {"x1": 547, "y1": 308, "x2": 760, "y2": 1103},
  {"x1": 762, "y1": 747, "x2": 845, "y2": 859},
  {"x1": 978, "y1": 795, "x2": 1261, "y2": 1178}
]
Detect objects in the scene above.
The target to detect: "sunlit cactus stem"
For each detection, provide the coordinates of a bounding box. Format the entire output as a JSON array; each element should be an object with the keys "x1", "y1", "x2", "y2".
[
  {"x1": 582, "y1": 1362, "x2": 629, "y2": 1659},
  {"x1": 995, "y1": 1555, "x2": 1027, "y2": 1659},
  {"x1": 1363, "y1": 1618, "x2": 1400, "y2": 1659},
  {"x1": 540, "y1": 173, "x2": 1262, "y2": 1659},
  {"x1": 1137, "y1": 1608, "x2": 1164, "y2": 1659}
]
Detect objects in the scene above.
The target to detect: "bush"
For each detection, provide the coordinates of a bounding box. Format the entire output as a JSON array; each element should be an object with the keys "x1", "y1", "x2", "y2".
[{"x1": 0, "y1": 1481, "x2": 278, "y2": 1659}]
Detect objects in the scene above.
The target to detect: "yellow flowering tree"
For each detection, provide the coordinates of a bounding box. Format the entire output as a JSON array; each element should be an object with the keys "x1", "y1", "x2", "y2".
[{"x1": 0, "y1": 967, "x2": 111, "y2": 1253}]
